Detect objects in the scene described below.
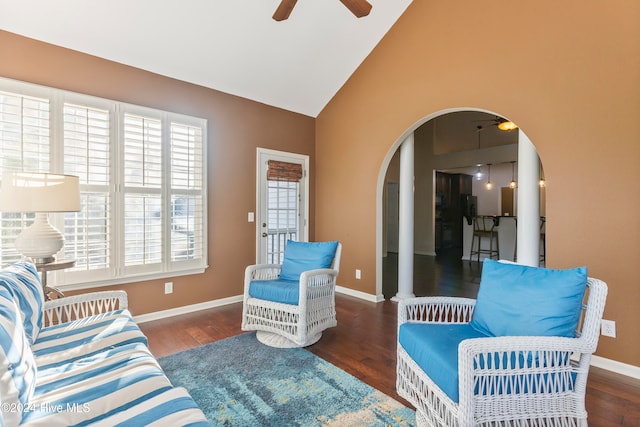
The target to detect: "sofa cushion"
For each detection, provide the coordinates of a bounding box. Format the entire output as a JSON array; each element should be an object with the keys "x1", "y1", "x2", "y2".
[
  {"x1": 249, "y1": 279, "x2": 300, "y2": 305},
  {"x1": 84, "y1": 386, "x2": 210, "y2": 426},
  {"x1": 0, "y1": 287, "x2": 37, "y2": 427},
  {"x1": 33, "y1": 310, "x2": 148, "y2": 369},
  {"x1": 0, "y1": 261, "x2": 44, "y2": 344},
  {"x1": 470, "y1": 259, "x2": 588, "y2": 338},
  {"x1": 399, "y1": 322, "x2": 487, "y2": 402},
  {"x1": 24, "y1": 342, "x2": 177, "y2": 426},
  {"x1": 279, "y1": 240, "x2": 338, "y2": 281}
]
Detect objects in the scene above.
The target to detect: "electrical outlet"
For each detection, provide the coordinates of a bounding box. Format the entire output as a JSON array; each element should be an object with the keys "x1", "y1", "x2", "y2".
[
  {"x1": 355, "y1": 269, "x2": 361, "y2": 280},
  {"x1": 164, "y1": 282, "x2": 173, "y2": 294},
  {"x1": 601, "y1": 319, "x2": 616, "y2": 338}
]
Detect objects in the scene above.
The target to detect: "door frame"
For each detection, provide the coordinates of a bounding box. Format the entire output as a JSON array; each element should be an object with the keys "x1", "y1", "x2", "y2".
[{"x1": 255, "y1": 148, "x2": 309, "y2": 263}]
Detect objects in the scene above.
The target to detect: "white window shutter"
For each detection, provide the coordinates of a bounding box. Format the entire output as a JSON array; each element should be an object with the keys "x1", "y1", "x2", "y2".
[
  {"x1": 62, "y1": 103, "x2": 111, "y2": 271},
  {"x1": 0, "y1": 91, "x2": 50, "y2": 265},
  {"x1": 0, "y1": 78, "x2": 208, "y2": 288}
]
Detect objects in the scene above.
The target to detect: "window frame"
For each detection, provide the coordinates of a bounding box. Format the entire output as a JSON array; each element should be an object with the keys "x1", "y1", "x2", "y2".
[{"x1": 0, "y1": 77, "x2": 208, "y2": 291}]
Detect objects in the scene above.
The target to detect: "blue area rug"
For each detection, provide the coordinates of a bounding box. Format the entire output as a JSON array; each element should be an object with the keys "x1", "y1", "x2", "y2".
[{"x1": 158, "y1": 332, "x2": 415, "y2": 426}]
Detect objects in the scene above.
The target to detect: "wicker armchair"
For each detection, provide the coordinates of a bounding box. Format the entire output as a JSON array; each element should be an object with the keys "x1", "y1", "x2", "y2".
[
  {"x1": 242, "y1": 241, "x2": 341, "y2": 348},
  {"x1": 397, "y1": 261, "x2": 608, "y2": 427}
]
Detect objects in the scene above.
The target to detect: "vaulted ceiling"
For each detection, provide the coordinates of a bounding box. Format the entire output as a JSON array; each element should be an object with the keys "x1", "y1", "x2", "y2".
[{"x1": 0, "y1": 0, "x2": 413, "y2": 117}]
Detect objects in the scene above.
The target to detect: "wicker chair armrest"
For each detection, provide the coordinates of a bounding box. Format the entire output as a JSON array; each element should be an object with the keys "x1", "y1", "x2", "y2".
[
  {"x1": 43, "y1": 290, "x2": 128, "y2": 326},
  {"x1": 398, "y1": 296, "x2": 476, "y2": 328},
  {"x1": 457, "y1": 335, "x2": 590, "y2": 412},
  {"x1": 245, "y1": 264, "x2": 281, "y2": 281},
  {"x1": 459, "y1": 335, "x2": 588, "y2": 361},
  {"x1": 300, "y1": 268, "x2": 338, "y2": 284},
  {"x1": 243, "y1": 264, "x2": 282, "y2": 295},
  {"x1": 299, "y1": 268, "x2": 338, "y2": 302}
]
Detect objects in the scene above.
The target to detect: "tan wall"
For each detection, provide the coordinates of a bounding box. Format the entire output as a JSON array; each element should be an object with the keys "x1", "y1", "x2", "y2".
[
  {"x1": 316, "y1": 0, "x2": 640, "y2": 366},
  {"x1": 0, "y1": 30, "x2": 316, "y2": 317}
]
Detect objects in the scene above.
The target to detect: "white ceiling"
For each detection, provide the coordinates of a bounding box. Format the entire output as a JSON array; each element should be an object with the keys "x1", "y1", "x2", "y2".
[{"x1": 0, "y1": 0, "x2": 412, "y2": 117}]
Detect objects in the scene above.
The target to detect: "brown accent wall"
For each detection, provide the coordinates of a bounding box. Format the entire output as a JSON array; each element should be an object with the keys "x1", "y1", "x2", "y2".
[
  {"x1": 0, "y1": 30, "x2": 315, "y2": 317},
  {"x1": 316, "y1": 0, "x2": 640, "y2": 366}
]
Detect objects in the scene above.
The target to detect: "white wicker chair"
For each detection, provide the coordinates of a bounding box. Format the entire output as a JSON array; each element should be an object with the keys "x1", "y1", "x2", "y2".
[
  {"x1": 397, "y1": 277, "x2": 608, "y2": 427},
  {"x1": 241, "y1": 243, "x2": 341, "y2": 348}
]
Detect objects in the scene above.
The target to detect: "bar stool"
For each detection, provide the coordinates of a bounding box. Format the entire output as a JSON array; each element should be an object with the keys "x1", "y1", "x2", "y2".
[{"x1": 470, "y1": 215, "x2": 500, "y2": 262}]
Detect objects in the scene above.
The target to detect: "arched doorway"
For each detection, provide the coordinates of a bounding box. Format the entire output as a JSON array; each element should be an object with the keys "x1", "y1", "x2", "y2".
[{"x1": 377, "y1": 109, "x2": 545, "y2": 299}]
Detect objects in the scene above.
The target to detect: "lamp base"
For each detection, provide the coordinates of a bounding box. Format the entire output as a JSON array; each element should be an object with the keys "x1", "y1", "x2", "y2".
[
  {"x1": 14, "y1": 213, "x2": 64, "y2": 263},
  {"x1": 31, "y1": 256, "x2": 57, "y2": 265}
]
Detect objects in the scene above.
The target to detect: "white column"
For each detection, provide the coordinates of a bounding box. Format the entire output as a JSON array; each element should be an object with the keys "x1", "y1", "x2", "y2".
[
  {"x1": 516, "y1": 131, "x2": 541, "y2": 267},
  {"x1": 394, "y1": 133, "x2": 415, "y2": 300}
]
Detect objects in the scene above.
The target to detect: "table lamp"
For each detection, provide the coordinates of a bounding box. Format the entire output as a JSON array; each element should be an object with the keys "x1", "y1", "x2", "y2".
[{"x1": 0, "y1": 172, "x2": 80, "y2": 264}]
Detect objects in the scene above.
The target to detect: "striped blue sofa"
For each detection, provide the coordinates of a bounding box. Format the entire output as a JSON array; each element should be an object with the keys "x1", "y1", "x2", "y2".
[{"x1": 0, "y1": 261, "x2": 209, "y2": 427}]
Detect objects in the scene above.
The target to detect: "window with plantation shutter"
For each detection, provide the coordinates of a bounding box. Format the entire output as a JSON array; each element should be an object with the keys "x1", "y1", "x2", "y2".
[
  {"x1": 0, "y1": 89, "x2": 50, "y2": 265},
  {"x1": 170, "y1": 122, "x2": 204, "y2": 263},
  {"x1": 62, "y1": 103, "x2": 111, "y2": 273},
  {"x1": 0, "y1": 77, "x2": 207, "y2": 289},
  {"x1": 123, "y1": 114, "x2": 163, "y2": 269}
]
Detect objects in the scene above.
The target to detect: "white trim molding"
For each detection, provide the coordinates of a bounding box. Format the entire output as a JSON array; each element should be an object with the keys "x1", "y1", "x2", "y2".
[
  {"x1": 590, "y1": 355, "x2": 640, "y2": 380},
  {"x1": 134, "y1": 295, "x2": 243, "y2": 324},
  {"x1": 336, "y1": 285, "x2": 384, "y2": 303}
]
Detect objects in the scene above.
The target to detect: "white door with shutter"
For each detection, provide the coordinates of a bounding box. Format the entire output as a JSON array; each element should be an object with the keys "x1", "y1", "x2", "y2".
[{"x1": 256, "y1": 148, "x2": 309, "y2": 264}]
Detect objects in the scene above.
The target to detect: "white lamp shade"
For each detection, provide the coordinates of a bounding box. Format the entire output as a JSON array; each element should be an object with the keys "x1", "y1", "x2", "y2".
[
  {"x1": 0, "y1": 172, "x2": 80, "y2": 213},
  {"x1": 0, "y1": 172, "x2": 80, "y2": 263}
]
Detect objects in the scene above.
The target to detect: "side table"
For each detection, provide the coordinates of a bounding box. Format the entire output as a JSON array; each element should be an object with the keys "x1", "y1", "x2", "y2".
[{"x1": 35, "y1": 259, "x2": 75, "y2": 300}]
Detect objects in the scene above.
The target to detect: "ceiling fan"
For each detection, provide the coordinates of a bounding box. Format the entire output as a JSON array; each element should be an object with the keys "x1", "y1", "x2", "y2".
[
  {"x1": 473, "y1": 116, "x2": 518, "y2": 131},
  {"x1": 273, "y1": 0, "x2": 373, "y2": 21}
]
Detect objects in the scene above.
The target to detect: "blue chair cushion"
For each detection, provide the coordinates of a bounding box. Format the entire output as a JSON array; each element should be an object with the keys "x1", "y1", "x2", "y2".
[
  {"x1": 279, "y1": 240, "x2": 338, "y2": 281},
  {"x1": 470, "y1": 259, "x2": 588, "y2": 338},
  {"x1": 399, "y1": 322, "x2": 488, "y2": 402},
  {"x1": 248, "y1": 279, "x2": 301, "y2": 305},
  {"x1": 400, "y1": 322, "x2": 577, "y2": 404},
  {"x1": 0, "y1": 261, "x2": 44, "y2": 344}
]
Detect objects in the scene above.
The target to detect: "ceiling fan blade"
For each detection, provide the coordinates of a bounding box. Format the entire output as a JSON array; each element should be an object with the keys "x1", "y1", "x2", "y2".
[
  {"x1": 273, "y1": 0, "x2": 298, "y2": 21},
  {"x1": 339, "y1": 0, "x2": 372, "y2": 18}
]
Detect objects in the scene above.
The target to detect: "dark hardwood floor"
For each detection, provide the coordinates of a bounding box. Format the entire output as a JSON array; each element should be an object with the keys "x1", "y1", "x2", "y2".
[
  {"x1": 140, "y1": 251, "x2": 640, "y2": 426},
  {"x1": 383, "y1": 249, "x2": 482, "y2": 299}
]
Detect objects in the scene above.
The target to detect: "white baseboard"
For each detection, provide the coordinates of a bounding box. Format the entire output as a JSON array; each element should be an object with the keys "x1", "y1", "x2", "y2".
[
  {"x1": 134, "y1": 288, "x2": 383, "y2": 324},
  {"x1": 336, "y1": 285, "x2": 384, "y2": 302},
  {"x1": 590, "y1": 355, "x2": 640, "y2": 379},
  {"x1": 134, "y1": 295, "x2": 243, "y2": 324},
  {"x1": 415, "y1": 251, "x2": 437, "y2": 256}
]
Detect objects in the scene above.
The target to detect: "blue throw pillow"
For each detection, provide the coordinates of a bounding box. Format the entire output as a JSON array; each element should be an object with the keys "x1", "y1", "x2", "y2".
[
  {"x1": 0, "y1": 262, "x2": 44, "y2": 344},
  {"x1": 470, "y1": 259, "x2": 587, "y2": 338},
  {"x1": 279, "y1": 240, "x2": 339, "y2": 281}
]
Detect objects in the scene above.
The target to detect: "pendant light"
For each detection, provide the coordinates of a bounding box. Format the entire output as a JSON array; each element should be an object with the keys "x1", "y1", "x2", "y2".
[
  {"x1": 509, "y1": 161, "x2": 517, "y2": 188},
  {"x1": 485, "y1": 164, "x2": 493, "y2": 190},
  {"x1": 498, "y1": 120, "x2": 518, "y2": 131},
  {"x1": 474, "y1": 164, "x2": 484, "y2": 180},
  {"x1": 539, "y1": 162, "x2": 546, "y2": 187}
]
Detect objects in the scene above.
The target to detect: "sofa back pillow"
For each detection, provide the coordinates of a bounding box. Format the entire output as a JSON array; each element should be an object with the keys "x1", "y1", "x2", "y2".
[
  {"x1": 0, "y1": 262, "x2": 45, "y2": 344},
  {"x1": 279, "y1": 240, "x2": 339, "y2": 281},
  {"x1": 0, "y1": 286, "x2": 37, "y2": 427},
  {"x1": 470, "y1": 259, "x2": 588, "y2": 338}
]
